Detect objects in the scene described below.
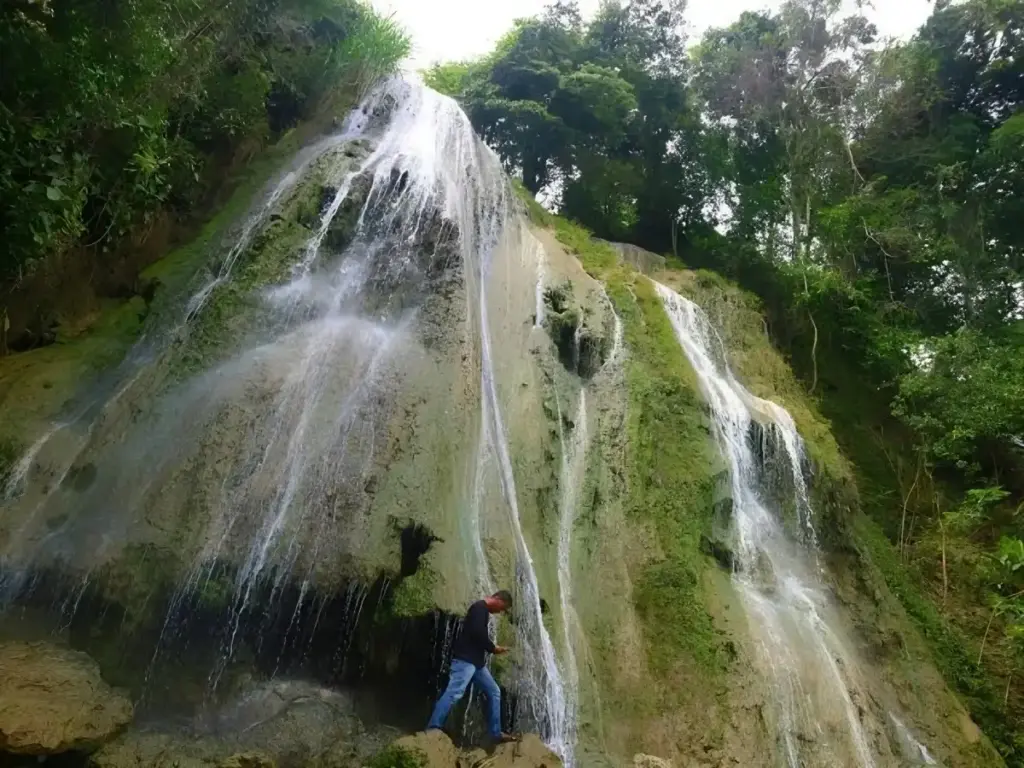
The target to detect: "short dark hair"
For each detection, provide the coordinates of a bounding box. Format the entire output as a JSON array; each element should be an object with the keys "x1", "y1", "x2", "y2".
[{"x1": 492, "y1": 589, "x2": 513, "y2": 608}]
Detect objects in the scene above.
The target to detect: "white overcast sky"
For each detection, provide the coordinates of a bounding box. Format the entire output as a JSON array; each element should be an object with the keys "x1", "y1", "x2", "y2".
[{"x1": 370, "y1": 0, "x2": 935, "y2": 71}]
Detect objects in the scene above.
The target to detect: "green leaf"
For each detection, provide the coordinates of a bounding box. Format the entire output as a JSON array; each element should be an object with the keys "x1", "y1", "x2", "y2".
[{"x1": 46, "y1": 186, "x2": 63, "y2": 201}]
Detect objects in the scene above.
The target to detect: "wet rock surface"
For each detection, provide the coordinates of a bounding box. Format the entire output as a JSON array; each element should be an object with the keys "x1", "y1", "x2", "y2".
[{"x1": 0, "y1": 641, "x2": 133, "y2": 755}]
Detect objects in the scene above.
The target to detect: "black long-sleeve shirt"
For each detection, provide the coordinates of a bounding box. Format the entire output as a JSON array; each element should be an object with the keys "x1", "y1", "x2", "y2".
[{"x1": 451, "y1": 599, "x2": 495, "y2": 668}]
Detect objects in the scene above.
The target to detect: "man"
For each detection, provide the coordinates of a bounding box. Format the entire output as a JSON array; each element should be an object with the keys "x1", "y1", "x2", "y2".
[{"x1": 426, "y1": 590, "x2": 513, "y2": 742}]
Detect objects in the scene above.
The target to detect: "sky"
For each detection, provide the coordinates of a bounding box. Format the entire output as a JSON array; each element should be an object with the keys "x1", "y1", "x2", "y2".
[{"x1": 370, "y1": 0, "x2": 936, "y2": 71}]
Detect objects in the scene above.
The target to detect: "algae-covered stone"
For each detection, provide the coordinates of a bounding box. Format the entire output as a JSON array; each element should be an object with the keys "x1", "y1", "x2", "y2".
[{"x1": 0, "y1": 641, "x2": 133, "y2": 755}]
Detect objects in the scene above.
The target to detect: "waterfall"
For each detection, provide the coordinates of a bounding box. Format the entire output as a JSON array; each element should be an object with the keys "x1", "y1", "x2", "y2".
[
  {"x1": 655, "y1": 281, "x2": 880, "y2": 767},
  {"x1": 0, "y1": 76, "x2": 573, "y2": 758}
]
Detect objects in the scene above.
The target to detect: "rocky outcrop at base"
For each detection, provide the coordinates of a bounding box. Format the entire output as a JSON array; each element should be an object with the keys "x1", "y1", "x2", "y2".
[
  {"x1": 0, "y1": 640, "x2": 133, "y2": 755},
  {"x1": 381, "y1": 731, "x2": 562, "y2": 768}
]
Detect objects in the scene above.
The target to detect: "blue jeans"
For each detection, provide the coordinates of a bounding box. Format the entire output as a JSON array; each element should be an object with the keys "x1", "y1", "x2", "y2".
[{"x1": 426, "y1": 658, "x2": 501, "y2": 738}]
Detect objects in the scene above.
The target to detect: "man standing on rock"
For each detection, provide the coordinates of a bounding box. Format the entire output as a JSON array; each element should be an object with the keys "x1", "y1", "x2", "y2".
[{"x1": 426, "y1": 590, "x2": 514, "y2": 743}]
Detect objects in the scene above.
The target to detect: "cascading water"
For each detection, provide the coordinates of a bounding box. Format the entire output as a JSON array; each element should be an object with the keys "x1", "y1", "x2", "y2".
[
  {"x1": 655, "y1": 281, "x2": 912, "y2": 768},
  {"x1": 0, "y1": 77, "x2": 573, "y2": 758},
  {"x1": 552, "y1": 390, "x2": 588, "y2": 767}
]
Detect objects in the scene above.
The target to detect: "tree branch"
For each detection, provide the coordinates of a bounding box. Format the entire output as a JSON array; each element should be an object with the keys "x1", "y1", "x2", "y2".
[{"x1": 862, "y1": 219, "x2": 896, "y2": 303}]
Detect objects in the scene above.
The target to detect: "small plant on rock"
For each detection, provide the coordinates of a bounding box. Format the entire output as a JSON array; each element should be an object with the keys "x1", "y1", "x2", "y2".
[{"x1": 366, "y1": 746, "x2": 427, "y2": 768}]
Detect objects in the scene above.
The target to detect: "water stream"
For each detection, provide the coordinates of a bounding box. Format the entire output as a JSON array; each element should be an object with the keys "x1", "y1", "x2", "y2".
[{"x1": 655, "y1": 281, "x2": 886, "y2": 767}]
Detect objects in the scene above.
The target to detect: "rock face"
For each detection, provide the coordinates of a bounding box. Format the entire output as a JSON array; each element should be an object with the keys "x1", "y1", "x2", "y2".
[{"x1": 0, "y1": 641, "x2": 133, "y2": 755}]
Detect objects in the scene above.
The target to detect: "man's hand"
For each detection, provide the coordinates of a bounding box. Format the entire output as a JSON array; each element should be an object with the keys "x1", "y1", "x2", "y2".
[{"x1": 493, "y1": 645, "x2": 509, "y2": 655}]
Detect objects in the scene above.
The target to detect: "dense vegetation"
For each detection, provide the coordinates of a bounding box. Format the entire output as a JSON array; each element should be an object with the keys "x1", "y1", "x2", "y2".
[
  {"x1": 428, "y1": 0, "x2": 1024, "y2": 759},
  {"x1": 0, "y1": 0, "x2": 407, "y2": 348}
]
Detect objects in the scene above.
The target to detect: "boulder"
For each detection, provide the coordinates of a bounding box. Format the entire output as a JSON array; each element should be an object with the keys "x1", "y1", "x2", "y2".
[
  {"x1": 487, "y1": 734, "x2": 562, "y2": 768},
  {"x1": 205, "y1": 679, "x2": 361, "y2": 762},
  {"x1": 390, "y1": 730, "x2": 459, "y2": 767},
  {"x1": 0, "y1": 640, "x2": 133, "y2": 755}
]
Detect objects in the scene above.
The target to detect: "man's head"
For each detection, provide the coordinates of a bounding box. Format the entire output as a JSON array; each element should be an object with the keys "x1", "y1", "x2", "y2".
[{"x1": 485, "y1": 589, "x2": 513, "y2": 614}]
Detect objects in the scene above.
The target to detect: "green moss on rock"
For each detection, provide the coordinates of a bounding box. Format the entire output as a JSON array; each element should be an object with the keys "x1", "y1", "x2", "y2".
[
  {"x1": 550, "y1": 218, "x2": 725, "y2": 674},
  {"x1": 391, "y1": 566, "x2": 439, "y2": 618},
  {"x1": 366, "y1": 746, "x2": 426, "y2": 768},
  {"x1": 94, "y1": 543, "x2": 183, "y2": 627}
]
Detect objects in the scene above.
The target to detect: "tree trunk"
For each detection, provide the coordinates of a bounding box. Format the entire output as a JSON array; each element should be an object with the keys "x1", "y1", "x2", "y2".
[{"x1": 522, "y1": 155, "x2": 542, "y2": 195}]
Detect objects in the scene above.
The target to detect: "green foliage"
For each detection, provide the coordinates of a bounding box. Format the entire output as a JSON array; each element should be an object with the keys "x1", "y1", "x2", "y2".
[
  {"x1": 894, "y1": 328, "x2": 1024, "y2": 474},
  {"x1": 997, "y1": 537, "x2": 1024, "y2": 577},
  {"x1": 0, "y1": 0, "x2": 407, "y2": 284},
  {"x1": 854, "y1": 513, "x2": 1020, "y2": 760},
  {"x1": 438, "y1": 1, "x2": 706, "y2": 250}
]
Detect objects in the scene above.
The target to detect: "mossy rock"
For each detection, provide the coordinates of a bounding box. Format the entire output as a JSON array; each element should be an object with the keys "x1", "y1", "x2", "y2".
[
  {"x1": 542, "y1": 280, "x2": 611, "y2": 379},
  {"x1": 0, "y1": 436, "x2": 22, "y2": 491},
  {"x1": 392, "y1": 566, "x2": 439, "y2": 618},
  {"x1": 367, "y1": 746, "x2": 428, "y2": 768}
]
